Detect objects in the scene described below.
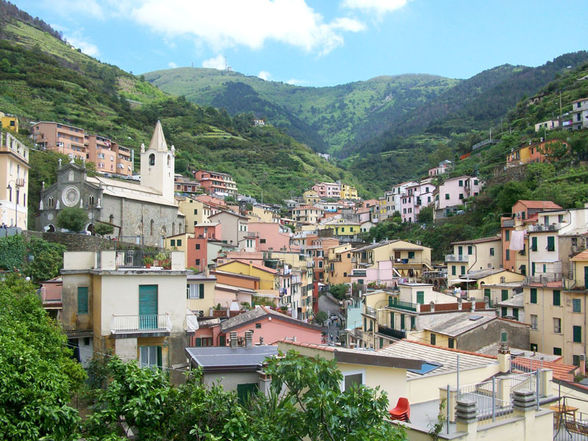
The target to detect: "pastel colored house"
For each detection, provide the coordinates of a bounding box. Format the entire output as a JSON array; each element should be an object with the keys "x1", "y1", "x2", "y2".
[
  {"x1": 435, "y1": 175, "x2": 482, "y2": 218},
  {"x1": 60, "y1": 250, "x2": 191, "y2": 381},
  {"x1": 208, "y1": 210, "x2": 249, "y2": 246},
  {"x1": 400, "y1": 178, "x2": 435, "y2": 223},
  {"x1": 506, "y1": 139, "x2": 568, "y2": 167},
  {"x1": 186, "y1": 272, "x2": 217, "y2": 317},
  {"x1": 311, "y1": 182, "x2": 340, "y2": 199},
  {"x1": 248, "y1": 221, "x2": 292, "y2": 251},
  {"x1": 0, "y1": 112, "x2": 18, "y2": 133},
  {"x1": 445, "y1": 235, "x2": 502, "y2": 276},
  {"x1": 215, "y1": 260, "x2": 278, "y2": 291},
  {"x1": 193, "y1": 169, "x2": 237, "y2": 196},
  {"x1": 0, "y1": 131, "x2": 29, "y2": 229}
]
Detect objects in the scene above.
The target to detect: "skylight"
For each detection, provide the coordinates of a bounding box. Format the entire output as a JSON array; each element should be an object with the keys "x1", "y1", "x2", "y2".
[{"x1": 408, "y1": 362, "x2": 442, "y2": 375}]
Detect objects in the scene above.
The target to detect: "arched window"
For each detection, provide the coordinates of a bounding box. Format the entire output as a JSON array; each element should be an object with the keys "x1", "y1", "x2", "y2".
[
  {"x1": 167, "y1": 154, "x2": 171, "y2": 167},
  {"x1": 47, "y1": 196, "x2": 54, "y2": 208},
  {"x1": 172, "y1": 222, "x2": 176, "y2": 236},
  {"x1": 149, "y1": 153, "x2": 155, "y2": 166},
  {"x1": 150, "y1": 219, "x2": 154, "y2": 236},
  {"x1": 89, "y1": 195, "x2": 95, "y2": 206}
]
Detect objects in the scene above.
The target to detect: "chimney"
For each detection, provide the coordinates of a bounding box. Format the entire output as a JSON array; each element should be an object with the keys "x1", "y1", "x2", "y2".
[
  {"x1": 471, "y1": 300, "x2": 475, "y2": 312},
  {"x1": 230, "y1": 331, "x2": 238, "y2": 348},
  {"x1": 498, "y1": 330, "x2": 511, "y2": 373},
  {"x1": 580, "y1": 355, "x2": 586, "y2": 376},
  {"x1": 245, "y1": 331, "x2": 253, "y2": 348}
]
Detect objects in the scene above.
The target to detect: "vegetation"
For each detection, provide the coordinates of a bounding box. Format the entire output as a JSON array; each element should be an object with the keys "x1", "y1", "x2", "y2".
[
  {"x1": 0, "y1": 234, "x2": 66, "y2": 282},
  {"x1": 82, "y1": 351, "x2": 403, "y2": 441},
  {"x1": 0, "y1": 274, "x2": 86, "y2": 441},
  {"x1": 57, "y1": 207, "x2": 89, "y2": 232},
  {"x1": 329, "y1": 284, "x2": 349, "y2": 300}
]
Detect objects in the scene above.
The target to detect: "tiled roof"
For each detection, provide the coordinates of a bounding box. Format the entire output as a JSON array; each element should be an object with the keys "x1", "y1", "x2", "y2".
[
  {"x1": 217, "y1": 260, "x2": 278, "y2": 274},
  {"x1": 571, "y1": 250, "x2": 588, "y2": 261},
  {"x1": 516, "y1": 200, "x2": 562, "y2": 210},
  {"x1": 379, "y1": 340, "x2": 497, "y2": 379},
  {"x1": 451, "y1": 235, "x2": 501, "y2": 245},
  {"x1": 220, "y1": 306, "x2": 322, "y2": 333},
  {"x1": 512, "y1": 357, "x2": 577, "y2": 382}
]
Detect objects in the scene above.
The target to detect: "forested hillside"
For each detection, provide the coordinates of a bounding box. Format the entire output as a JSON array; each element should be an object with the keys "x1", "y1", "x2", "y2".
[{"x1": 0, "y1": 7, "x2": 361, "y2": 207}]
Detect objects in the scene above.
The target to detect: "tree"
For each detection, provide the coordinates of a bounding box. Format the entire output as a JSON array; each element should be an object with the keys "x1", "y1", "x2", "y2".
[
  {"x1": 0, "y1": 235, "x2": 65, "y2": 282},
  {"x1": 314, "y1": 310, "x2": 328, "y2": 326},
  {"x1": 0, "y1": 274, "x2": 86, "y2": 441},
  {"x1": 94, "y1": 222, "x2": 114, "y2": 236},
  {"x1": 57, "y1": 207, "x2": 89, "y2": 232},
  {"x1": 417, "y1": 206, "x2": 433, "y2": 223},
  {"x1": 329, "y1": 283, "x2": 349, "y2": 300}
]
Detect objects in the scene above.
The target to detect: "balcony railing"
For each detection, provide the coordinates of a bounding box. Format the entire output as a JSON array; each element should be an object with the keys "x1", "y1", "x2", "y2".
[
  {"x1": 501, "y1": 218, "x2": 515, "y2": 228},
  {"x1": 524, "y1": 273, "x2": 562, "y2": 285},
  {"x1": 387, "y1": 300, "x2": 417, "y2": 312},
  {"x1": 528, "y1": 223, "x2": 561, "y2": 232},
  {"x1": 111, "y1": 313, "x2": 171, "y2": 334},
  {"x1": 445, "y1": 254, "x2": 468, "y2": 262}
]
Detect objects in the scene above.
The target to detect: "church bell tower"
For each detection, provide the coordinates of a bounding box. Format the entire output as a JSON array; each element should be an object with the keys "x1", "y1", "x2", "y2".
[{"x1": 140, "y1": 120, "x2": 175, "y2": 203}]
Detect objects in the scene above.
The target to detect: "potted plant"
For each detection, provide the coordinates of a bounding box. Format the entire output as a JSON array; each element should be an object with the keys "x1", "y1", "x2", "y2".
[
  {"x1": 161, "y1": 258, "x2": 171, "y2": 270},
  {"x1": 144, "y1": 256, "x2": 154, "y2": 268}
]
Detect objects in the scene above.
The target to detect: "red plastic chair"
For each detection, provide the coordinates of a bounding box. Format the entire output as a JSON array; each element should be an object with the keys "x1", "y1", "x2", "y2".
[{"x1": 389, "y1": 397, "x2": 410, "y2": 422}]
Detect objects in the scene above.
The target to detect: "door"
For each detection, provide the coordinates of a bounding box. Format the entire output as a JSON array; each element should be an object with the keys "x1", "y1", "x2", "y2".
[{"x1": 139, "y1": 285, "x2": 158, "y2": 329}]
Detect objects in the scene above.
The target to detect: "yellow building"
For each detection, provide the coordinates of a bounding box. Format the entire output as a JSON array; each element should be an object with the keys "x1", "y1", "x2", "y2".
[
  {"x1": 0, "y1": 113, "x2": 18, "y2": 133},
  {"x1": 60, "y1": 250, "x2": 191, "y2": 382},
  {"x1": 215, "y1": 260, "x2": 278, "y2": 291},
  {"x1": 524, "y1": 250, "x2": 588, "y2": 366},
  {"x1": 187, "y1": 273, "x2": 217, "y2": 316},
  {"x1": 177, "y1": 196, "x2": 213, "y2": 231},
  {"x1": 318, "y1": 219, "x2": 361, "y2": 238},
  {"x1": 249, "y1": 205, "x2": 279, "y2": 223},
  {"x1": 0, "y1": 131, "x2": 29, "y2": 229},
  {"x1": 326, "y1": 244, "x2": 353, "y2": 284},
  {"x1": 303, "y1": 190, "x2": 320, "y2": 205},
  {"x1": 340, "y1": 183, "x2": 359, "y2": 200}
]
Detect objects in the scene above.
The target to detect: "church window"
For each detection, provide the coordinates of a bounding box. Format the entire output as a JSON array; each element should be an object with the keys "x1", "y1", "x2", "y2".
[
  {"x1": 88, "y1": 195, "x2": 95, "y2": 206},
  {"x1": 47, "y1": 196, "x2": 54, "y2": 208},
  {"x1": 167, "y1": 154, "x2": 171, "y2": 166},
  {"x1": 149, "y1": 153, "x2": 155, "y2": 166},
  {"x1": 172, "y1": 222, "x2": 176, "y2": 236},
  {"x1": 150, "y1": 220, "x2": 154, "y2": 236}
]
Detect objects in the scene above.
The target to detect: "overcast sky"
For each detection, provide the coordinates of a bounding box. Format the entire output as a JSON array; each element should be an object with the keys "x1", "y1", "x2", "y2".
[{"x1": 10, "y1": 0, "x2": 588, "y2": 87}]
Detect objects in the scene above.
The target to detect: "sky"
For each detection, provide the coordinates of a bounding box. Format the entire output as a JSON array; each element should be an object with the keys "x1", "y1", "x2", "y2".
[{"x1": 9, "y1": 0, "x2": 588, "y2": 87}]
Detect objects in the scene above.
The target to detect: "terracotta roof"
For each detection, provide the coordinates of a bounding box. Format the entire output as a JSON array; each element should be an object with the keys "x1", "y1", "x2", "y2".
[
  {"x1": 217, "y1": 260, "x2": 278, "y2": 274},
  {"x1": 220, "y1": 306, "x2": 322, "y2": 333},
  {"x1": 512, "y1": 356, "x2": 577, "y2": 382},
  {"x1": 571, "y1": 250, "x2": 588, "y2": 261},
  {"x1": 451, "y1": 235, "x2": 501, "y2": 245},
  {"x1": 516, "y1": 200, "x2": 562, "y2": 210}
]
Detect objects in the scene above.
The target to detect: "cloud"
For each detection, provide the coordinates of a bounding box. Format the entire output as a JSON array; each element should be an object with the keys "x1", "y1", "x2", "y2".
[
  {"x1": 202, "y1": 54, "x2": 228, "y2": 70},
  {"x1": 168, "y1": 61, "x2": 178, "y2": 68},
  {"x1": 128, "y1": 0, "x2": 364, "y2": 55},
  {"x1": 258, "y1": 71, "x2": 271, "y2": 81},
  {"x1": 66, "y1": 35, "x2": 100, "y2": 57},
  {"x1": 286, "y1": 78, "x2": 305, "y2": 86},
  {"x1": 342, "y1": 0, "x2": 409, "y2": 15}
]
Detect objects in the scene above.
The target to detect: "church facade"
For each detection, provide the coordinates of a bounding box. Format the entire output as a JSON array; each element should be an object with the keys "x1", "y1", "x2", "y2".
[{"x1": 39, "y1": 121, "x2": 184, "y2": 247}]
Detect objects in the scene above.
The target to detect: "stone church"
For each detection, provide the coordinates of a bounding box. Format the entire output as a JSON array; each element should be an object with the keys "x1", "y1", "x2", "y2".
[{"x1": 39, "y1": 121, "x2": 185, "y2": 247}]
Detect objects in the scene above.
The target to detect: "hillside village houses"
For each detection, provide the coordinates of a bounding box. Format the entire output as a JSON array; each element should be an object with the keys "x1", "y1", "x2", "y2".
[
  {"x1": 0, "y1": 130, "x2": 29, "y2": 229},
  {"x1": 6, "y1": 106, "x2": 588, "y2": 439}
]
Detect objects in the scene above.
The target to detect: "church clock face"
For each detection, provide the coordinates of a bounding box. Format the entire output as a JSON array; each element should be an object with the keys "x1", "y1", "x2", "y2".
[{"x1": 62, "y1": 186, "x2": 81, "y2": 207}]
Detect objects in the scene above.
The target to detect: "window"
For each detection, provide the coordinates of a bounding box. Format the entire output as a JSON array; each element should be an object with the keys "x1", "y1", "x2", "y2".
[
  {"x1": 193, "y1": 209, "x2": 198, "y2": 214},
  {"x1": 445, "y1": 194, "x2": 450, "y2": 200},
  {"x1": 501, "y1": 290, "x2": 508, "y2": 301},
  {"x1": 342, "y1": 371, "x2": 364, "y2": 392},
  {"x1": 458, "y1": 180, "x2": 463, "y2": 187},
  {"x1": 451, "y1": 266, "x2": 456, "y2": 276},
  {"x1": 195, "y1": 243, "x2": 200, "y2": 250},
  {"x1": 531, "y1": 237, "x2": 537, "y2": 252},
  {"x1": 459, "y1": 193, "x2": 464, "y2": 199},
  {"x1": 195, "y1": 259, "x2": 201, "y2": 266},
  {"x1": 530, "y1": 314, "x2": 538, "y2": 330},
  {"x1": 547, "y1": 236, "x2": 555, "y2": 252},
  {"x1": 410, "y1": 315, "x2": 416, "y2": 330},
  {"x1": 256, "y1": 323, "x2": 262, "y2": 329},
  {"x1": 460, "y1": 266, "x2": 465, "y2": 275},
  {"x1": 149, "y1": 153, "x2": 155, "y2": 166},
  {"x1": 501, "y1": 307, "x2": 507, "y2": 317},
  {"x1": 553, "y1": 347, "x2": 562, "y2": 356},
  {"x1": 467, "y1": 246, "x2": 473, "y2": 255},
  {"x1": 530, "y1": 288, "x2": 537, "y2": 304},
  {"x1": 77, "y1": 287, "x2": 89, "y2": 314},
  {"x1": 448, "y1": 338, "x2": 454, "y2": 349},
  {"x1": 505, "y1": 249, "x2": 510, "y2": 260},
  {"x1": 553, "y1": 318, "x2": 561, "y2": 334},
  {"x1": 430, "y1": 333, "x2": 436, "y2": 345},
  {"x1": 170, "y1": 239, "x2": 176, "y2": 246},
  {"x1": 573, "y1": 326, "x2": 582, "y2": 343},
  {"x1": 199, "y1": 284, "x2": 205, "y2": 299},
  {"x1": 573, "y1": 298, "x2": 581, "y2": 313},
  {"x1": 490, "y1": 248, "x2": 494, "y2": 256},
  {"x1": 408, "y1": 251, "x2": 415, "y2": 259},
  {"x1": 530, "y1": 343, "x2": 538, "y2": 352},
  {"x1": 260, "y1": 239, "x2": 266, "y2": 244},
  {"x1": 553, "y1": 290, "x2": 561, "y2": 306},
  {"x1": 416, "y1": 291, "x2": 424, "y2": 304},
  {"x1": 558, "y1": 214, "x2": 564, "y2": 223},
  {"x1": 520, "y1": 265, "x2": 526, "y2": 276},
  {"x1": 573, "y1": 355, "x2": 581, "y2": 366},
  {"x1": 505, "y1": 230, "x2": 510, "y2": 241},
  {"x1": 140, "y1": 345, "x2": 162, "y2": 368}
]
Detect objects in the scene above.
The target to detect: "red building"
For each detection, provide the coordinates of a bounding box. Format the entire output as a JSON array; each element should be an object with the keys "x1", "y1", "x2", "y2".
[{"x1": 194, "y1": 170, "x2": 237, "y2": 196}]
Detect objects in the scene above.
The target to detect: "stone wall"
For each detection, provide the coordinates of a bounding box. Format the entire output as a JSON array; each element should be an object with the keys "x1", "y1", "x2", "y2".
[{"x1": 23, "y1": 230, "x2": 158, "y2": 252}]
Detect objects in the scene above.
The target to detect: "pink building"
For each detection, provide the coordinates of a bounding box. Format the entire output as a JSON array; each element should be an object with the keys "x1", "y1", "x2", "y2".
[
  {"x1": 400, "y1": 179, "x2": 435, "y2": 223},
  {"x1": 350, "y1": 260, "x2": 399, "y2": 288},
  {"x1": 435, "y1": 176, "x2": 482, "y2": 216},
  {"x1": 311, "y1": 182, "x2": 341, "y2": 199},
  {"x1": 248, "y1": 222, "x2": 294, "y2": 252},
  {"x1": 428, "y1": 160, "x2": 452, "y2": 177}
]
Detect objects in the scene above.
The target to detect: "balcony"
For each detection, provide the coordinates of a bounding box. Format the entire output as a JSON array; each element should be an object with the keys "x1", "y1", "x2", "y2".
[
  {"x1": 110, "y1": 313, "x2": 172, "y2": 337},
  {"x1": 528, "y1": 223, "x2": 561, "y2": 232},
  {"x1": 387, "y1": 299, "x2": 417, "y2": 312},
  {"x1": 501, "y1": 218, "x2": 515, "y2": 228},
  {"x1": 378, "y1": 326, "x2": 406, "y2": 339},
  {"x1": 445, "y1": 254, "x2": 468, "y2": 263},
  {"x1": 364, "y1": 306, "x2": 377, "y2": 317}
]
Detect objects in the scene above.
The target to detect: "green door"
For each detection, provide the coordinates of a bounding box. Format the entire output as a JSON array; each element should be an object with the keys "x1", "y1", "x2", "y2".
[
  {"x1": 484, "y1": 288, "x2": 491, "y2": 307},
  {"x1": 400, "y1": 314, "x2": 405, "y2": 330},
  {"x1": 513, "y1": 308, "x2": 519, "y2": 321},
  {"x1": 139, "y1": 285, "x2": 158, "y2": 329},
  {"x1": 416, "y1": 291, "x2": 424, "y2": 304}
]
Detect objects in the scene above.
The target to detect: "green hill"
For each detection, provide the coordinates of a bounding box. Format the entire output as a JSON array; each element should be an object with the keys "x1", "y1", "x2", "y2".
[
  {"x1": 145, "y1": 67, "x2": 458, "y2": 155},
  {"x1": 0, "y1": 2, "x2": 361, "y2": 209}
]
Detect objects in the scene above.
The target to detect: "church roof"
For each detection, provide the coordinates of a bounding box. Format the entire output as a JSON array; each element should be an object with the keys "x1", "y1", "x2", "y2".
[
  {"x1": 148, "y1": 120, "x2": 168, "y2": 152},
  {"x1": 86, "y1": 175, "x2": 178, "y2": 208}
]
